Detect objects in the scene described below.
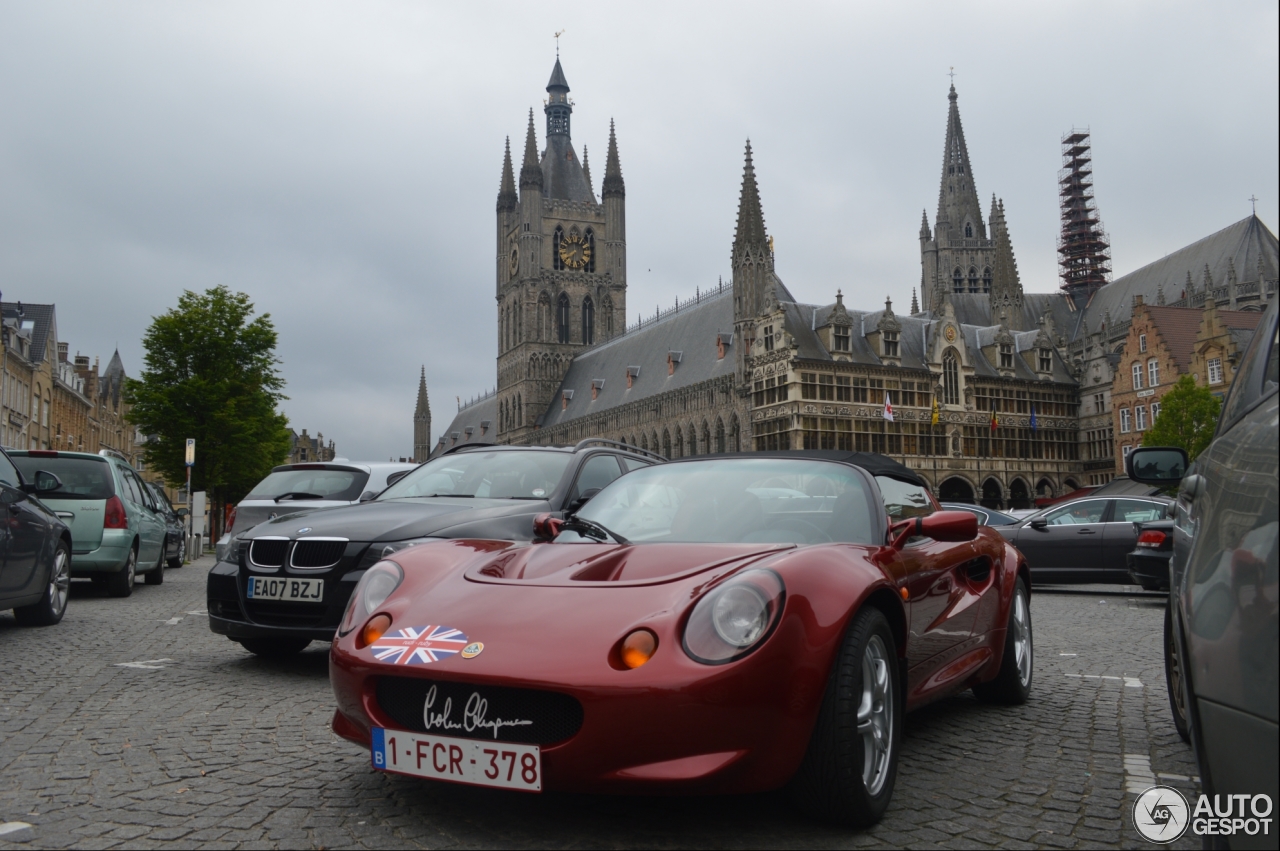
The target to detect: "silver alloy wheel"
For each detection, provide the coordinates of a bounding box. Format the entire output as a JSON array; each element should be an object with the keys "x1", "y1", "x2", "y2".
[
  {"x1": 125, "y1": 549, "x2": 136, "y2": 586},
  {"x1": 1012, "y1": 590, "x2": 1032, "y2": 686},
  {"x1": 1168, "y1": 618, "x2": 1186, "y2": 721},
  {"x1": 857, "y1": 634, "x2": 894, "y2": 795},
  {"x1": 50, "y1": 549, "x2": 71, "y2": 616}
]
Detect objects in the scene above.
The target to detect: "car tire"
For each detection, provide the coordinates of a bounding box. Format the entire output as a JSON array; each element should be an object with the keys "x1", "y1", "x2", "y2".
[
  {"x1": 106, "y1": 547, "x2": 137, "y2": 598},
  {"x1": 1165, "y1": 605, "x2": 1191, "y2": 743},
  {"x1": 239, "y1": 638, "x2": 311, "y2": 658},
  {"x1": 973, "y1": 577, "x2": 1033, "y2": 705},
  {"x1": 14, "y1": 540, "x2": 72, "y2": 627},
  {"x1": 790, "y1": 606, "x2": 901, "y2": 827},
  {"x1": 144, "y1": 550, "x2": 165, "y2": 585},
  {"x1": 168, "y1": 538, "x2": 185, "y2": 569}
]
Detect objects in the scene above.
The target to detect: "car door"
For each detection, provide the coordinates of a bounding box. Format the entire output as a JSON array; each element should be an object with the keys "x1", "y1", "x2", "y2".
[
  {"x1": 118, "y1": 466, "x2": 160, "y2": 565},
  {"x1": 1101, "y1": 498, "x2": 1167, "y2": 579},
  {"x1": 1013, "y1": 498, "x2": 1109, "y2": 576},
  {"x1": 0, "y1": 453, "x2": 50, "y2": 598},
  {"x1": 133, "y1": 471, "x2": 167, "y2": 565},
  {"x1": 566, "y1": 454, "x2": 625, "y2": 507}
]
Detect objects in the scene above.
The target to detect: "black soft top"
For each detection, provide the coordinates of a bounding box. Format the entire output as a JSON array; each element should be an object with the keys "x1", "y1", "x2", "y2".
[{"x1": 670, "y1": 449, "x2": 927, "y2": 488}]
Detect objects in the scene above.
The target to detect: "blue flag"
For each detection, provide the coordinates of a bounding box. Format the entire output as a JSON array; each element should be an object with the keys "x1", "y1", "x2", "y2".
[{"x1": 1029, "y1": 405, "x2": 1038, "y2": 431}]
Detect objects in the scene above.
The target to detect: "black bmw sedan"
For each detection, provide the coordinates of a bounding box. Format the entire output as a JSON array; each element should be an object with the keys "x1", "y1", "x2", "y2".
[
  {"x1": 0, "y1": 446, "x2": 73, "y2": 626},
  {"x1": 207, "y1": 440, "x2": 662, "y2": 657}
]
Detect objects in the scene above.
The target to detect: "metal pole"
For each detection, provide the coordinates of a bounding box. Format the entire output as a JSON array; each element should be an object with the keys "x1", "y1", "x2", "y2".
[{"x1": 185, "y1": 465, "x2": 193, "y2": 557}]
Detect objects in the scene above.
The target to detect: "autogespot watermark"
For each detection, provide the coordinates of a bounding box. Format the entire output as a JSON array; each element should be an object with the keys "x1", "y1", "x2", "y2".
[{"x1": 1133, "y1": 786, "x2": 1274, "y2": 844}]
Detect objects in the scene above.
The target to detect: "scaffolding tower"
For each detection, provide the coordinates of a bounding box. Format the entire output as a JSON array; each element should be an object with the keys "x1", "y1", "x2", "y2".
[{"x1": 1058, "y1": 130, "x2": 1111, "y2": 300}]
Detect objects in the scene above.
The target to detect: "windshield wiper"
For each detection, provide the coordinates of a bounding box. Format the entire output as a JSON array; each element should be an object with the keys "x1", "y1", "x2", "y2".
[
  {"x1": 274, "y1": 492, "x2": 324, "y2": 502},
  {"x1": 424, "y1": 493, "x2": 473, "y2": 498},
  {"x1": 562, "y1": 517, "x2": 629, "y2": 546}
]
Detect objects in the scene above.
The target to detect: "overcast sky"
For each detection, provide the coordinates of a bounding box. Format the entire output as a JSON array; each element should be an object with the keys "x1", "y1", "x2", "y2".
[{"x1": 2, "y1": 1, "x2": 1276, "y2": 463}]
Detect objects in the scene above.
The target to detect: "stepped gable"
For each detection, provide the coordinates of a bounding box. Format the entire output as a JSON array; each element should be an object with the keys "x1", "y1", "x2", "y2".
[{"x1": 1077, "y1": 215, "x2": 1277, "y2": 339}]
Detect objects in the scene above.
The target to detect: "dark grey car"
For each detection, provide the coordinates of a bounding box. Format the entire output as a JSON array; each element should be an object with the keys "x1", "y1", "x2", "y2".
[
  {"x1": 0, "y1": 447, "x2": 73, "y2": 626},
  {"x1": 1129, "y1": 298, "x2": 1277, "y2": 848},
  {"x1": 997, "y1": 494, "x2": 1170, "y2": 583}
]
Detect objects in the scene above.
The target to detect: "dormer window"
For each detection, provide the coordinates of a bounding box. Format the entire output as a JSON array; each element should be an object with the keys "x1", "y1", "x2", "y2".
[
  {"x1": 834, "y1": 325, "x2": 851, "y2": 352},
  {"x1": 763, "y1": 325, "x2": 774, "y2": 352},
  {"x1": 1039, "y1": 349, "x2": 1053, "y2": 373},
  {"x1": 999, "y1": 343, "x2": 1013, "y2": 369},
  {"x1": 882, "y1": 331, "x2": 899, "y2": 358}
]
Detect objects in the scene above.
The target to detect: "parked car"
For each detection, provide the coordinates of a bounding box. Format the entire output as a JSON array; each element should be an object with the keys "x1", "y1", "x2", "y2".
[
  {"x1": 1128, "y1": 298, "x2": 1277, "y2": 835},
  {"x1": 145, "y1": 481, "x2": 188, "y2": 569},
  {"x1": 208, "y1": 440, "x2": 665, "y2": 657},
  {"x1": 330, "y1": 450, "x2": 1032, "y2": 826},
  {"x1": 940, "y1": 502, "x2": 1020, "y2": 526},
  {"x1": 1126, "y1": 517, "x2": 1174, "y2": 592},
  {"x1": 996, "y1": 493, "x2": 1171, "y2": 584},
  {"x1": 214, "y1": 461, "x2": 418, "y2": 562},
  {"x1": 10, "y1": 449, "x2": 169, "y2": 595},
  {"x1": 0, "y1": 446, "x2": 73, "y2": 625}
]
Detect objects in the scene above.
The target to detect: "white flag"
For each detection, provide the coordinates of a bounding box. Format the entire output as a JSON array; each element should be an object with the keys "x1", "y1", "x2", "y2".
[{"x1": 883, "y1": 390, "x2": 894, "y2": 422}]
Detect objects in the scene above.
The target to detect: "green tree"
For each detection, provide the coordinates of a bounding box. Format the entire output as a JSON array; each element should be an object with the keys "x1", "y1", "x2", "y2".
[
  {"x1": 1143, "y1": 374, "x2": 1221, "y2": 460},
  {"x1": 125, "y1": 286, "x2": 292, "y2": 540}
]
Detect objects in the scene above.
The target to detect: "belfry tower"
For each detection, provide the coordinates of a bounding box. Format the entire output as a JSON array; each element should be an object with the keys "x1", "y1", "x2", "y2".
[
  {"x1": 413, "y1": 366, "x2": 431, "y2": 462},
  {"x1": 494, "y1": 57, "x2": 627, "y2": 443},
  {"x1": 919, "y1": 84, "x2": 997, "y2": 312}
]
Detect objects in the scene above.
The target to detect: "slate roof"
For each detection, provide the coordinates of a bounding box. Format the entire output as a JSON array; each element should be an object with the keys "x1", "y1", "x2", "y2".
[
  {"x1": 430, "y1": 395, "x2": 498, "y2": 459},
  {"x1": 1, "y1": 302, "x2": 56, "y2": 365},
  {"x1": 541, "y1": 135, "x2": 595, "y2": 203}
]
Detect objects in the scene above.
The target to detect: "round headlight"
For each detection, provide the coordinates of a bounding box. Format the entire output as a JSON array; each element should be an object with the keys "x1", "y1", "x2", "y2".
[
  {"x1": 338, "y1": 560, "x2": 403, "y2": 637},
  {"x1": 683, "y1": 569, "x2": 785, "y2": 665},
  {"x1": 711, "y1": 584, "x2": 770, "y2": 646}
]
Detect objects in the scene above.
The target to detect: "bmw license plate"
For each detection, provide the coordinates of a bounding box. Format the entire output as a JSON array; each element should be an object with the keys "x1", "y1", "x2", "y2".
[
  {"x1": 371, "y1": 727, "x2": 541, "y2": 792},
  {"x1": 245, "y1": 576, "x2": 324, "y2": 602}
]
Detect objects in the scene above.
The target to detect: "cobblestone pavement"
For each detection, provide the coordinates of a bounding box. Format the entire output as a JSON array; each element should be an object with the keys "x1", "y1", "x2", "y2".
[{"x1": 1, "y1": 556, "x2": 1200, "y2": 849}]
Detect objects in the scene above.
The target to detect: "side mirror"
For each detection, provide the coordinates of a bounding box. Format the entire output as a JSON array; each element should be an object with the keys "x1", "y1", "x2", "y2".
[
  {"x1": 386, "y1": 470, "x2": 412, "y2": 486},
  {"x1": 358, "y1": 490, "x2": 378, "y2": 502},
  {"x1": 1126, "y1": 446, "x2": 1188, "y2": 486},
  {"x1": 176, "y1": 508, "x2": 190, "y2": 517},
  {"x1": 889, "y1": 510, "x2": 977, "y2": 549},
  {"x1": 568, "y1": 487, "x2": 602, "y2": 513},
  {"x1": 1029, "y1": 518, "x2": 1048, "y2": 530},
  {"x1": 22, "y1": 470, "x2": 63, "y2": 495},
  {"x1": 532, "y1": 513, "x2": 563, "y2": 542}
]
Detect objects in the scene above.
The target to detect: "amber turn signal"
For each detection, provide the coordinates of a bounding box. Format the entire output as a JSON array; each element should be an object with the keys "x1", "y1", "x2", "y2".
[
  {"x1": 621, "y1": 629, "x2": 657, "y2": 669},
  {"x1": 359, "y1": 614, "x2": 393, "y2": 648}
]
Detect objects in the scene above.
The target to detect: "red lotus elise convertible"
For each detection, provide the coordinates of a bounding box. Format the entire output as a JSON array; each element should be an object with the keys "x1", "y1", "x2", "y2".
[{"x1": 330, "y1": 451, "x2": 1032, "y2": 825}]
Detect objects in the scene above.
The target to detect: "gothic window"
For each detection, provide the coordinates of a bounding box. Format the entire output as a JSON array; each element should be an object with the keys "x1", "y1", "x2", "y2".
[
  {"x1": 662, "y1": 429, "x2": 672, "y2": 459},
  {"x1": 715, "y1": 418, "x2": 726, "y2": 453},
  {"x1": 582, "y1": 296, "x2": 595, "y2": 345},
  {"x1": 964, "y1": 223, "x2": 973, "y2": 238},
  {"x1": 943, "y1": 351, "x2": 960, "y2": 405},
  {"x1": 763, "y1": 325, "x2": 774, "y2": 352},
  {"x1": 883, "y1": 331, "x2": 899, "y2": 358},
  {"x1": 968, "y1": 267, "x2": 979, "y2": 293},
  {"x1": 953, "y1": 268, "x2": 964, "y2": 293},
  {"x1": 557, "y1": 294, "x2": 571, "y2": 343},
  {"x1": 553, "y1": 226, "x2": 565, "y2": 271},
  {"x1": 537, "y1": 292, "x2": 551, "y2": 341},
  {"x1": 1039, "y1": 349, "x2": 1053, "y2": 372},
  {"x1": 517, "y1": 394, "x2": 522, "y2": 428},
  {"x1": 999, "y1": 342, "x2": 1013, "y2": 369},
  {"x1": 834, "y1": 324, "x2": 851, "y2": 352},
  {"x1": 982, "y1": 267, "x2": 992, "y2": 293},
  {"x1": 584, "y1": 228, "x2": 596, "y2": 273}
]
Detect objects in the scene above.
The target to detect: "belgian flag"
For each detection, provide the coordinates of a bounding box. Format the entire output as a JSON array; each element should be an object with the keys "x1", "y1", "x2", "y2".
[{"x1": 990, "y1": 406, "x2": 999, "y2": 431}]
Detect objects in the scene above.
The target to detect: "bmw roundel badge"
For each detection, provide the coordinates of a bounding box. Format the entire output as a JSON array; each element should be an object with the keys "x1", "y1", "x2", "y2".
[{"x1": 297, "y1": 527, "x2": 312, "y2": 535}]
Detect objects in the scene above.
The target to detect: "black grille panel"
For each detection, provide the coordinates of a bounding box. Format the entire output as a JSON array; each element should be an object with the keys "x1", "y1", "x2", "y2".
[
  {"x1": 292, "y1": 540, "x2": 346, "y2": 568},
  {"x1": 244, "y1": 600, "x2": 328, "y2": 627},
  {"x1": 249, "y1": 539, "x2": 288, "y2": 567},
  {"x1": 375, "y1": 677, "x2": 583, "y2": 745}
]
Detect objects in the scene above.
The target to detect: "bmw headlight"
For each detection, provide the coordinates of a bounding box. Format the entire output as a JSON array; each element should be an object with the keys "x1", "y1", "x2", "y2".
[
  {"x1": 682, "y1": 569, "x2": 785, "y2": 664},
  {"x1": 338, "y1": 560, "x2": 404, "y2": 637},
  {"x1": 356, "y1": 538, "x2": 441, "y2": 570}
]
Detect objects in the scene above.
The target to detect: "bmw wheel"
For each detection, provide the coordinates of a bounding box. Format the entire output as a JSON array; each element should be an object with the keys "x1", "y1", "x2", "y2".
[
  {"x1": 791, "y1": 606, "x2": 901, "y2": 826},
  {"x1": 107, "y1": 547, "x2": 137, "y2": 598},
  {"x1": 14, "y1": 541, "x2": 72, "y2": 626}
]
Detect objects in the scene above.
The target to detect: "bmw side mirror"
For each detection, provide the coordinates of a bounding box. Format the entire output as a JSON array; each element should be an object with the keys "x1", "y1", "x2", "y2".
[
  {"x1": 568, "y1": 487, "x2": 602, "y2": 513},
  {"x1": 1126, "y1": 446, "x2": 1188, "y2": 486},
  {"x1": 533, "y1": 513, "x2": 564, "y2": 542},
  {"x1": 1029, "y1": 518, "x2": 1048, "y2": 530}
]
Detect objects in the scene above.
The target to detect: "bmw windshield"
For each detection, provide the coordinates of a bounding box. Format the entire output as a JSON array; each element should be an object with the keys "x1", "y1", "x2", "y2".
[
  {"x1": 377, "y1": 451, "x2": 572, "y2": 500},
  {"x1": 570, "y1": 458, "x2": 880, "y2": 545}
]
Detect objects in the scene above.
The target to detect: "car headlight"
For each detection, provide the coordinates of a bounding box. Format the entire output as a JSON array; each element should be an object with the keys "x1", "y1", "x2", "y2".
[
  {"x1": 682, "y1": 569, "x2": 785, "y2": 664},
  {"x1": 338, "y1": 560, "x2": 404, "y2": 637},
  {"x1": 356, "y1": 538, "x2": 441, "y2": 570}
]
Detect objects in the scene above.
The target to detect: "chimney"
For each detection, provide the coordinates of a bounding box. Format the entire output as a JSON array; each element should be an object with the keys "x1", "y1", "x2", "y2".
[{"x1": 58, "y1": 342, "x2": 69, "y2": 362}]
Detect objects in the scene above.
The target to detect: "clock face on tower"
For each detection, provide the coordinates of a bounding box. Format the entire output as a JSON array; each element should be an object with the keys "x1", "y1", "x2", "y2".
[{"x1": 558, "y1": 231, "x2": 592, "y2": 270}]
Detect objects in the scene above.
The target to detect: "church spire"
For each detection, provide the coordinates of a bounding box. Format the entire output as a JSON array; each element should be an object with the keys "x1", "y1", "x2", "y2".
[
  {"x1": 734, "y1": 140, "x2": 768, "y2": 248},
  {"x1": 582, "y1": 145, "x2": 594, "y2": 198},
  {"x1": 519, "y1": 109, "x2": 543, "y2": 190},
  {"x1": 413, "y1": 366, "x2": 432, "y2": 463},
  {"x1": 545, "y1": 58, "x2": 571, "y2": 138},
  {"x1": 602, "y1": 119, "x2": 625, "y2": 199},
  {"x1": 497, "y1": 136, "x2": 517, "y2": 212},
  {"x1": 911, "y1": 288, "x2": 920, "y2": 314},
  {"x1": 935, "y1": 84, "x2": 986, "y2": 239},
  {"x1": 732, "y1": 140, "x2": 774, "y2": 324},
  {"x1": 415, "y1": 366, "x2": 429, "y2": 414}
]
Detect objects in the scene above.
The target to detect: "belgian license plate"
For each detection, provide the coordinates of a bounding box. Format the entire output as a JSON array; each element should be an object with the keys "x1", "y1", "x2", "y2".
[
  {"x1": 246, "y1": 576, "x2": 324, "y2": 602},
  {"x1": 371, "y1": 727, "x2": 541, "y2": 792}
]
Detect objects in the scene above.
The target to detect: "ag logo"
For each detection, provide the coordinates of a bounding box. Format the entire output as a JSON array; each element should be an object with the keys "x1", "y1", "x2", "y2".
[{"x1": 1133, "y1": 785, "x2": 1190, "y2": 843}]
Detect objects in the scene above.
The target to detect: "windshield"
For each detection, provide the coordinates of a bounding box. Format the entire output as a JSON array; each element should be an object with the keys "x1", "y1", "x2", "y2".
[
  {"x1": 245, "y1": 467, "x2": 369, "y2": 501},
  {"x1": 377, "y1": 450, "x2": 572, "y2": 500},
  {"x1": 571, "y1": 458, "x2": 880, "y2": 545},
  {"x1": 12, "y1": 455, "x2": 115, "y2": 500}
]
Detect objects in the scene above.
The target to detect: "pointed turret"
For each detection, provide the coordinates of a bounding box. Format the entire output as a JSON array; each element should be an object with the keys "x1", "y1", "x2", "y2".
[
  {"x1": 919, "y1": 209, "x2": 931, "y2": 240},
  {"x1": 413, "y1": 367, "x2": 432, "y2": 463},
  {"x1": 497, "y1": 136, "x2": 517, "y2": 213},
  {"x1": 911, "y1": 288, "x2": 920, "y2": 314},
  {"x1": 547, "y1": 58, "x2": 569, "y2": 92},
  {"x1": 734, "y1": 141, "x2": 768, "y2": 248},
  {"x1": 990, "y1": 199, "x2": 1025, "y2": 325},
  {"x1": 732, "y1": 140, "x2": 774, "y2": 325},
  {"x1": 519, "y1": 110, "x2": 543, "y2": 190},
  {"x1": 935, "y1": 84, "x2": 986, "y2": 240},
  {"x1": 582, "y1": 145, "x2": 594, "y2": 198},
  {"x1": 602, "y1": 119, "x2": 625, "y2": 199}
]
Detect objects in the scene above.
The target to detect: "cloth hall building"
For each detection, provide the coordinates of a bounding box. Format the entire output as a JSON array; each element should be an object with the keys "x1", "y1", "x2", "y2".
[{"x1": 430, "y1": 59, "x2": 1279, "y2": 509}]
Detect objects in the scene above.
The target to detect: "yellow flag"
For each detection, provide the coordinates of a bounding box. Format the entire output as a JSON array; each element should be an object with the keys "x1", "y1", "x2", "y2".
[{"x1": 931, "y1": 397, "x2": 940, "y2": 426}]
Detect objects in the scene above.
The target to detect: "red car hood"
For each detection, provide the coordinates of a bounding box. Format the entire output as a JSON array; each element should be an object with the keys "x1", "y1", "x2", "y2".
[{"x1": 463, "y1": 541, "x2": 796, "y2": 586}]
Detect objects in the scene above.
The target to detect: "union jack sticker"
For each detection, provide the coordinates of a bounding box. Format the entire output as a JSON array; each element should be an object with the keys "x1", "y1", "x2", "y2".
[{"x1": 370, "y1": 625, "x2": 469, "y2": 665}]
